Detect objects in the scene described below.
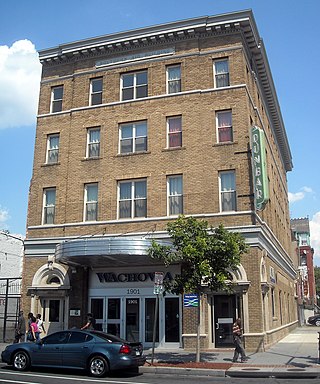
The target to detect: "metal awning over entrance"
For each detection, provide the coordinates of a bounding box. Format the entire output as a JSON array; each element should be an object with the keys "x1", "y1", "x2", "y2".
[{"x1": 55, "y1": 237, "x2": 171, "y2": 268}]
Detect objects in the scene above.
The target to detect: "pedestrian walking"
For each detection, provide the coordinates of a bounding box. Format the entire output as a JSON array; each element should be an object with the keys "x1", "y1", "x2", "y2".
[
  {"x1": 81, "y1": 313, "x2": 96, "y2": 330},
  {"x1": 36, "y1": 314, "x2": 46, "y2": 337},
  {"x1": 14, "y1": 310, "x2": 26, "y2": 343},
  {"x1": 232, "y1": 318, "x2": 247, "y2": 363}
]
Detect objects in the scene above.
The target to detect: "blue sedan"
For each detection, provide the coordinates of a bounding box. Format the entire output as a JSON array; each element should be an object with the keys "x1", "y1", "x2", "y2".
[{"x1": 1, "y1": 330, "x2": 146, "y2": 377}]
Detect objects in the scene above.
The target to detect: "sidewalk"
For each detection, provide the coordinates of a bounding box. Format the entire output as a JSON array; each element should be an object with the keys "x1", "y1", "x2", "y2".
[
  {"x1": 141, "y1": 326, "x2": 320, "y2": 378},
  {"x1": 0, "y1": 326, "x2": 319, "y2": 378}
]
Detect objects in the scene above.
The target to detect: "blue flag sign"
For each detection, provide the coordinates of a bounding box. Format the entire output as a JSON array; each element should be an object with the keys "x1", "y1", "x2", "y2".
[{"x1": 183, "y1": 294, "x2": 199, "y2": 307}]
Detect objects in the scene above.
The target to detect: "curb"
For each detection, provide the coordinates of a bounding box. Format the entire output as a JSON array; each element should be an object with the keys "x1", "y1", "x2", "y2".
[{"x1": 140, "y1": 365, "x2": 225, "y2": 377}]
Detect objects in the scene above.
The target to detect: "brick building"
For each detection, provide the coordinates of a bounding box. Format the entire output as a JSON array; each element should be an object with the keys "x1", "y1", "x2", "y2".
[
  {"x1": 291, "y1": 217, "x2": 316, "y2": 324},
  {"x1": 23, "y1": 10, "x2": 297, "y2": 351}
]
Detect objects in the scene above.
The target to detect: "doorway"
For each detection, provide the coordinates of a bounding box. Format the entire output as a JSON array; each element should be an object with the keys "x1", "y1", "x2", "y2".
[
  {"x1": 213, "y1": 295, "x2": 236, "y2": 347},
  {"x1": 41, "y1": 298, "x2": 65, "y2": 334}
]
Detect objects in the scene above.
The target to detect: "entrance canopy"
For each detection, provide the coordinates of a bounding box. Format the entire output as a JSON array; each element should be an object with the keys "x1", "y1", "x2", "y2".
[{"x1": 55, "y1": 237, "x2": 171, "y2": 268}]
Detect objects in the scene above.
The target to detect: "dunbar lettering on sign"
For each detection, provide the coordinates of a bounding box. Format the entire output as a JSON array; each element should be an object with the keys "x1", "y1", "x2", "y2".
[
  {"x1": 96, "y1": 271, "x2": 174, "y2": 283},
  {"x1": 251, "y1": 126, "x2": 269, "y2": 210}
]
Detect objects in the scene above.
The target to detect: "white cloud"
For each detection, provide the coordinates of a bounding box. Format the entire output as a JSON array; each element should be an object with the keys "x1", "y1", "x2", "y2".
[
  {"x1": 288, "y1": 186, "x2": 313, "y2": 203},
  {"x1": 310, "y1": 212, "x2": 320, "y2": 266},
  {"x1": 0, "y1": 206, "x2": 10, "y2": 228},
  {"x1": 0, "y1": 40, "x2": 42, "y2": 129}
]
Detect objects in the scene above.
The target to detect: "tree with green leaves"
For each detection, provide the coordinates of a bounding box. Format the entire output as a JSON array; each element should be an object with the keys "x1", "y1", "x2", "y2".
[{"x1": 147, "y1": 215, "x2": 248, "y2": 362}]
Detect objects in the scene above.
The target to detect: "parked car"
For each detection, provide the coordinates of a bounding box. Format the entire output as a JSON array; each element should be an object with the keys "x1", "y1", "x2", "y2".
[
  {"x1": 1, "y1": 329, "x2": 145, "y2": 377},
  {"x1": 307, "y1": 314, "x2": 320, "y2": 326}
]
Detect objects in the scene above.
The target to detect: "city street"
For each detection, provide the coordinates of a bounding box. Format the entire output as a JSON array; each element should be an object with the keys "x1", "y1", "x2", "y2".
[{"x1": 0, "y1": 366, "x2": 319, "y2": 384}]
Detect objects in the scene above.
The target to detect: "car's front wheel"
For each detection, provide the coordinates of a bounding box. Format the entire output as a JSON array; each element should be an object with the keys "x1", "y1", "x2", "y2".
[
  {"x1": 13, "y1": 351, "x2": 30, "y2": 371},
  {"x1": 315, "y1": 320, "x2": 320, "y2": 327},
  {"x1": 89, "y1": 355, "x2": 109, "y2": 377}
]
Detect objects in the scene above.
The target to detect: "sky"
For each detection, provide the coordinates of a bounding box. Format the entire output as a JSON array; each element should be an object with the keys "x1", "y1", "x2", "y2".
[{"x1": 0, "y1": 0, "x2": 319, "y2": 263}]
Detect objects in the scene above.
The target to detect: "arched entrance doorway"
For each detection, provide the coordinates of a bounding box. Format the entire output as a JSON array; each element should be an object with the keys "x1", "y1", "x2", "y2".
[
  {"x1": 209, "y1": 264, "x2": 250, "y2": 348},
  {"x1": 27, "y1": 260, "x2": 70, "y2": 334}
]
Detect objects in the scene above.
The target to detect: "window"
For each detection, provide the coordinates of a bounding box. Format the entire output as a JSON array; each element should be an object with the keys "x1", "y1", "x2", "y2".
[
  {"x1": 84, "y1": 183, "x2": 98, "y2": 221},
  {"x1": 43, "y1": 331, "x2": 69, "y2": 345},
  {"x1": 46, "y1": 134, "x2": 60, "y2": 164},
  {"x1": 90, "y1": 78, "x2": 103, "y2": 105},
  {"x1": 167, "y1": 65, "x2": 181, "y2": 94},
  {"x1": 121, "y1": 71, "x2": 148, "y2": 101},
  {"x1": 87, "y1": 128, "x2": 100, "y2": 158},
  {"x1": 50, "y1": 86, "x2": 63, "y2": 113},
  {"x1": 118, "y1": 179, "x2": 147, "y2": 219},
  {"x1": 219, "y1": 171, "x2": 236, "y2": 211},
  {"x1": 42, "y1": 188, "x2": 56, "y2": 224},
  {"x1": 214, "y1": 59, "x2": 229, "y2": 88},
  {"x1": 119, "y1": 121, "x2": 147, "y2": 154},
  {"x1": 271, "y1": 288, "x2": 275, "y2": 317},
  {"x1": 216, "y1": 110, "x2": 233, "y2": 143},
  {"x1": 167, "y1": 175, "x2": 183, "y2": 215},
  {"x1": 167, "y1": 116, "x2": 182, "y2": 148}
]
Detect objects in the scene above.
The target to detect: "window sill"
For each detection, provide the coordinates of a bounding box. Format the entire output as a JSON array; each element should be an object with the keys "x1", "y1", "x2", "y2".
[
  {"x1": 41, "y1": 162, "x2": 60, "y2": 167},
  {"x1": 116, "y1": 151, "x2": 151, "y2": 157},
  {"x1": 162, "y1": 146, "x2": 186, "y2": 152},
  {"x1": 213, "y1": 141, "x2": 238, "y2": 147},
  {"x1": 81, "y1": 157, "x2": 102, "y2": 162}
]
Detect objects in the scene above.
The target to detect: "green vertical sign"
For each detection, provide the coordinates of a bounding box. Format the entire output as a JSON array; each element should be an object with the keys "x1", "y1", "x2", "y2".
[{"x1": 251, "y1": 126, "x2": 269, "y2": 210}]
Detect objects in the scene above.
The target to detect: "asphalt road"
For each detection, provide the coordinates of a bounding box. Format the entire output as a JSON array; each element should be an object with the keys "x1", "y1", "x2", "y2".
[{"x1": 0, "y1": 365, "x2": 319, "y2": 384}]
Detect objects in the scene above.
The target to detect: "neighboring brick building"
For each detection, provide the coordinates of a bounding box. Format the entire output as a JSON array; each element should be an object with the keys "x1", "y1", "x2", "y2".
[
  {"x1": 291, "y1": 217, "x2": 316, "y2": 324},
  {"x1": 23, "y1": 10, "x2": 297, "y2": 351}
]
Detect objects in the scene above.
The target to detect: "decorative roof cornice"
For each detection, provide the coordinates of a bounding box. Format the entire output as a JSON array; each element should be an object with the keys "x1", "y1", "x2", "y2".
[{"x1": 38, "y1": 9, "x2": 292, "y2": 171}]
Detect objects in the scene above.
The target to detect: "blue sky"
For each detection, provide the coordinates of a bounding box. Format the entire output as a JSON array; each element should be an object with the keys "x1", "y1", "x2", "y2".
[{"x1": 0, "y1": 0, "x2": 319, "y2": 263}]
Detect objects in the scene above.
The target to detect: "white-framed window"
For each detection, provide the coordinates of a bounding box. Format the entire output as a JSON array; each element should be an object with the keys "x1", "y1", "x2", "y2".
[
  {"x1": 214, "y1": 59, "x2": 229, "y2": 88},
  {"x1": 84, "y1": 183, "x2": 98, "y2": 221},
  {"x1": 167, "y1": 65, "x2": 181, "y2": 94},
  {"x1": 119, "y1": 121, "x2": 147, "y2": 154},
  {"x1": 167, "y1": 116, "x2": 182, "y2": 148},
  {"x1": 50, "y1": 86, "x2": 63, "y2": 113},
  {"x1": 118, "y1": 179, "x2": 147, "y2": 219},
  {"x1": 121, "y1": 71, "x2": 148, "y2": 101},
  {"x1": 167, "y1": 175, "x2": 183, "y2": 215},
  {"x1": 90, "y1": 78, "x2": 103, "y2": 105},
  {"x1": 216, "y1": 110, "x2": 233, "y2": 143},
  {"x1": 46, "y1": 134, "x2": 60, "y2": 164},
  {"x1": 219, "y1": 170, "x2": 236, "y2": 211},
  {"x1": 87, "y1": 128, "x2": 100, "y2": 158},
  {"x1": 42, "y1": 188, "x2": 56, "y2": 224}
]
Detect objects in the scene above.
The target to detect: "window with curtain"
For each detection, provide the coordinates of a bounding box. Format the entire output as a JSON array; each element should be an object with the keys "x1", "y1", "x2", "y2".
[
  {"x1": 168, "y1": 175, "x2": 183, "y2": 215},
  {"x1": 167, "y1": 65, "x2": 181, "y2": 94},
  {"x1": 118, "y1": 179, "x2": 147, "y2": 219},
  {"x1": 87, "y1": 128, "x2": 100, "y2": 158},
  {"x1": 214, "y1": 59, "x2": 229, "y2": 88},
  {"x1": 43, "y1": 188, "x2": 56, "y2": 224},
  {"x1": 167, "y1": 116, "x2": 182, "y2": 148},
  {"x1": 46, "y1": 134, "x2": 60, "y2": 164},
  {"x1": 90, "y1": 78, "x2": 103, "y2": 105},
  {"x1": 50, "y1": 86, "x2": 63, "y2": 113},
  {"x1": 84, "y1": 183, "x2": 98, "y2": 221},
  {"x1": 219, "y1": 171, "x2": 236, "y2": 212},
  {"x1": 216, "y1": 110, "x2": 233, "y2": 143},
  {"x1": 119, "y1": 121, "x2": 147, "y2": 154},
  {"x1": 121, "y1": 71, "x2": 148, "y2": 101}
]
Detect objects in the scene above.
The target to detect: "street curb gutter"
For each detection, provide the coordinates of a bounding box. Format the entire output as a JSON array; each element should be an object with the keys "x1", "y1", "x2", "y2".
[
  {"x1": 140, "y1": 366, "x2": 320, "y2": 378},
  {"x1": 226, "y1": 367, "x2": 320, "y2": 378}
]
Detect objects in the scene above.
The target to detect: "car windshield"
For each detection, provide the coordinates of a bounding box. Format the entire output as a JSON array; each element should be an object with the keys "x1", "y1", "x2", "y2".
[{"x1": 89, "y1": 331, "x2": 126, "y2": 343}]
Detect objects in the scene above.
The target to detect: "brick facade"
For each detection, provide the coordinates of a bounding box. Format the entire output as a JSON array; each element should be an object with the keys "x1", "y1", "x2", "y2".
[{"x1": 23, "y1": 11, "x2": 297, "y2": 351}]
